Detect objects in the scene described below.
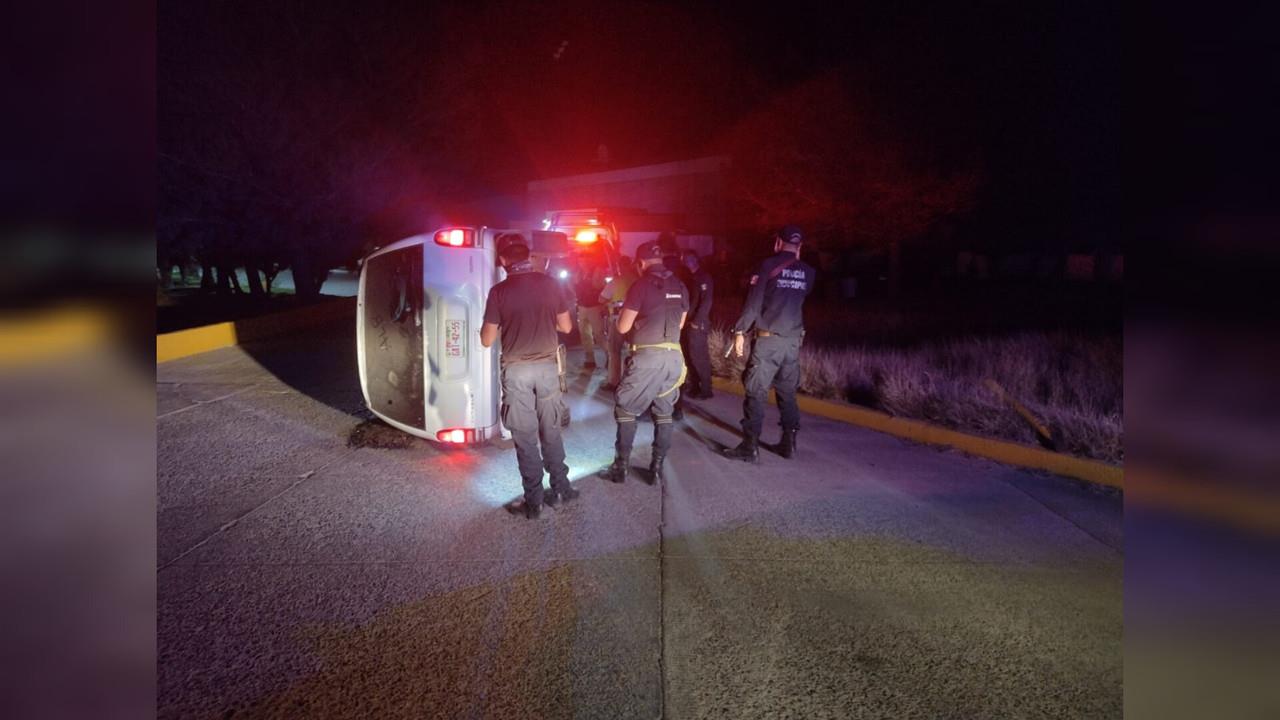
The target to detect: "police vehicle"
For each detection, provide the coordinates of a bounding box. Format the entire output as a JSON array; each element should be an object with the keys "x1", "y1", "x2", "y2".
[
  {"x1": 356, "y1": 226, "x2": 569, "y2": 445},
  {"x1": 542, "y1": 209, "x2": 629, "y2": 284},
  {"x1": 544, "y1": 207, "x2": 715, "y2": 261}
]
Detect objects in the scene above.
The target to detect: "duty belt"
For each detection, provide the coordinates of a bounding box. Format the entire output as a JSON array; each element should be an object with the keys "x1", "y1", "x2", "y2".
[
  {"x1": 628, "y1": 342, "x2": 686, "y2": 397},
  {"x1": 629, "y1": 341, "x2": 681, "y2": 353}
]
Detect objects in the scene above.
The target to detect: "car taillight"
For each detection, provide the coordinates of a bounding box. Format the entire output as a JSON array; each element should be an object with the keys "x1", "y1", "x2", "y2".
[
  {"x1": 436, "y1": 428, "x2": 476, "y2": 444},
  {"x1": 434, "y1": 228, "x2": 475, "y2": 247},
  {"x1": 574, "y1": 229, "x2": 598, "y2": 244}
]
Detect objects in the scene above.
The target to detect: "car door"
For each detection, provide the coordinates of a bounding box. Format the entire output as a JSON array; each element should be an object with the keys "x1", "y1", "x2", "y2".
[{"x1": 358, "y1": 239, "x2": 427, "y2": 433}]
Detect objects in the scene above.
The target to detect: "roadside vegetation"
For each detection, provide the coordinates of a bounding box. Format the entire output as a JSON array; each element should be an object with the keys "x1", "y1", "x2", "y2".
[
  {"x1": 707, "y1": 292, "x2": 1122, "y2": 464},
  {"x1": 157, "y1": 271, "x2": 345, "y2": 334}
]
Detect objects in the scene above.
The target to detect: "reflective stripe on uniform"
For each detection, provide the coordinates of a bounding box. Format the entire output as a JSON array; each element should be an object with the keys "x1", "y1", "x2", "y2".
[
  {"x1": 661, "y1": 364, "x2": 687, "y2": 398},
  {"x1": 629, "y1": 342, "x2": 687, "y2": 398},
  {"x1": 630, "y1": 342, "x2": 682, "y2": 352}
]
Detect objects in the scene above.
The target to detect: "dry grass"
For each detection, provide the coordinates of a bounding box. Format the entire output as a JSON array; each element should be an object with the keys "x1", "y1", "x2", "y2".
[{"x1": 708, "y1": 327, "x2": 1123, "y2": 464}]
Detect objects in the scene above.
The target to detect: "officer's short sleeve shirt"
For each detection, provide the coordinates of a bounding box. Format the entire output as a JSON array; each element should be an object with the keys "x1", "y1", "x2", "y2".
[{"x1": 484, "y1": 271, "x2": 568, "y2": 363}]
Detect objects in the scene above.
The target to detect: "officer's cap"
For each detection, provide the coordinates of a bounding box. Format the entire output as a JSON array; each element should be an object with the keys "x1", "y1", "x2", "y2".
[
  {"x1": 636, "y1": 240, "x2": 665, "y2": 260},
  {"x1": 776, "y1": 225, "x2": 804, "y2": 245},
  {"x1": 495, "y1": 232, "x2": 528, "y2": 254}
]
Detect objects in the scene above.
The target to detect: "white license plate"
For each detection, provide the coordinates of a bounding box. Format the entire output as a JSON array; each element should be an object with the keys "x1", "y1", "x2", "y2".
[{"x1": 445, "y1": 319, "x2": 464, "y2": 358}]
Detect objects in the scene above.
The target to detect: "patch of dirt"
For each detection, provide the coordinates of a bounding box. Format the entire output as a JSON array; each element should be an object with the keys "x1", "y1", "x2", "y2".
[{"x1": 346, "y1": 419, "x2": 421, "y2": 449}]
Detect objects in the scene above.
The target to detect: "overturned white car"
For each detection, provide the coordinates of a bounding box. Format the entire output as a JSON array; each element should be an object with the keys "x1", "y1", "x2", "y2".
[{"x1": 356, "y1": 226, "x2": 573, "y2": 445}]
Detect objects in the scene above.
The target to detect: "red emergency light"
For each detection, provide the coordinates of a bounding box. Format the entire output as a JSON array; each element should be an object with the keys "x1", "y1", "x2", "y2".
[
  {"x1": 436, "y1": 428, "x2": 476, "y2": 444},
  {"x1": 574, "y1": 229, "x2": 599, "y2": 244},
  {"x1": 434, "y1": 228, "x2": 475, "y2": 248}
]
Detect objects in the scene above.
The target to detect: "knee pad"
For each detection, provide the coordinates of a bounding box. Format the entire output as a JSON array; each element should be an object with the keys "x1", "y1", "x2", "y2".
[
  {"x1": 614, "y1": 406, "x2": 637, "y2": 423},
  {"x1": 653, "y1": 413, "x2": 673, "y2": 425}
]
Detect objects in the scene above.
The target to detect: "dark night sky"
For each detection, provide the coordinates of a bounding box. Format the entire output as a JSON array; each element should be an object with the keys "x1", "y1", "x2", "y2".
[{"x1": 157, "y1": 0, "x2": 1119, "y2": 245}]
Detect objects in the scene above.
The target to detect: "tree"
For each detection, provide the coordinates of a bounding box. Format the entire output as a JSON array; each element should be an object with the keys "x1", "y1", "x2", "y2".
[
  {"x1": 715, "y1": 74, "x2": 982, "y2": 295},
  {"x1": 159, "y1": 1, "x2": 450, "y2": 300}
]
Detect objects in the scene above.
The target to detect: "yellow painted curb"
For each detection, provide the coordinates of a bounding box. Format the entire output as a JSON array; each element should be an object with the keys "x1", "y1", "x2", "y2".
[
  {"x1": 1127, "y1": 469, "x2": 1280, "y2": 536},
  {"x1": 711, "y1": 377, "x2": 1123, "y2": 489},
  {"x1": 0, "y1": 306, "x2": 112, "y2": 364},
  {"x1": 157, "y1": 298, "x2": 356, "y2": 363},
  {"x1": 157, "y1": 322, "x2": 239, "y2": 363}
]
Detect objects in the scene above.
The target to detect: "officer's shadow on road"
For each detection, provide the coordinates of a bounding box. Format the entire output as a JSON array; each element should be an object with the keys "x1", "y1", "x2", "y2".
[{"x1": 678, "y1": 401, "x2": 745, "y2": 455}]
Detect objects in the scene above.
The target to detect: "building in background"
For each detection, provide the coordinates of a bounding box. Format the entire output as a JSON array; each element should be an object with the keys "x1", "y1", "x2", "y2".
[{"x1": 518, "y1": 155, "x2": 730, "y2": 258}]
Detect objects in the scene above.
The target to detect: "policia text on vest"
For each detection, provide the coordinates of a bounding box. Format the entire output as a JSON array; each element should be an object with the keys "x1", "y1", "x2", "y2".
[{"x1": 724, "y1": 225, "x2": 816, "y2": 464}]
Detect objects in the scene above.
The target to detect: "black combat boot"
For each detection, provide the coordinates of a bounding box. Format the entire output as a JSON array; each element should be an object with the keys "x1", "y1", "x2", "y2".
[
  {"x1": 778, "y1": 429, "x2": 798, "y2": 459},
  {"x1": 722, "y1": 436, "x2": 759, "y2": 463},
  {"x1": 648, "y1": 452, "x2": 666, "y2": 485},
  {"x1": 545, "y1": 485, "x2": 580, "y2": 507},
  {"x1": 507, "y1": 498, "x2": 541, "y2": 519},
  {"x1": 597, "y1": 456, "x2": 629, "y2": 483}
]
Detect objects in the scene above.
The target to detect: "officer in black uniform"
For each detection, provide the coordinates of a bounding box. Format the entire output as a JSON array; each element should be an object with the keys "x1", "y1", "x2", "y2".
[
  {"x1": 598, "y1": 240, "x2": 689, "y2": 484},
  {"x1": 658, "y1": 231, "x2": 683, "y2": 275},
  {"x1": 680, "y1": 249, "x2": 715, "y2": 400},
  {"x1": 481, "y1": 233, "x2": 579, "y2": 519},
  {"x1": 660, "y1": 235, "x2": 693, "y2": 421},
  {"x1": 534, "y1": 254, "x2": 575, "y2": 428},
  {"x1": 724, "y1": 225, "x2": 815, "y2": 463}
]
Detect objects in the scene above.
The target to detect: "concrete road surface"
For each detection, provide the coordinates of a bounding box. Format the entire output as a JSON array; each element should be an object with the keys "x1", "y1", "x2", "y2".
[{"x1": 158, "y1": 320, "x2": 1122, "y2": 719}]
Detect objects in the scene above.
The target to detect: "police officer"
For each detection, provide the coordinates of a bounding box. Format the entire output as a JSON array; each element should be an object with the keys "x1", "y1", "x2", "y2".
[
  {"x1": 536, "y1": 254, "x2": 575, "y2": 428},
  {"x1": 573, "y1": 248, "x2": 609, "y2": 369},
  {"x1": 598, "y1": 240, "x2": 689, "y2": 484},
  {"x1": 680, "y1": 249, "x2": 715, "y2": 400},
  {"x1": 658, "y1": 233, "x2": 695, "y2": 421},
  {"x1": 658, "y1": 231, "x2": 683, "y2": 274},
  {"x1": 724, "y1": 225, "x2": 815, "y2": 462},
  {"x1": 599, "y1": 255, "x2": 638, "y2": 391},
  {"x1": 480, "y1": 233, "x2": 579, "y2": 519}
]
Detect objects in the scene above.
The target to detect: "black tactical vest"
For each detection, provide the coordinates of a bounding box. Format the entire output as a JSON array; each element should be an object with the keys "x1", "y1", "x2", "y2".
[{"x1": 648, "y1": 271, "x2": 686, "y2": 344}]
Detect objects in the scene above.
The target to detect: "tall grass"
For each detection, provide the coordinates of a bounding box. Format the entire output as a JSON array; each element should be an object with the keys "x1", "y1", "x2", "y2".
[{"x1": 708, "y1": 327, "x2": 1123, "y2": 464}]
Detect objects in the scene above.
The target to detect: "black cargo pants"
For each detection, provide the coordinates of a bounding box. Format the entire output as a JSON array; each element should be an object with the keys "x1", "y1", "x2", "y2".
[
  {"x1": 681, "y1": 323, "x2": 712, "y2": 395},
  {"x1": 500, "y1": 361, "x2": 570, "y2": 506},
  {"x1": 741, "y1": 334, "x2": 802, "y2": 440},
  {"x1": 613, "y1": 347, "x2": 685, "y2": 458}
]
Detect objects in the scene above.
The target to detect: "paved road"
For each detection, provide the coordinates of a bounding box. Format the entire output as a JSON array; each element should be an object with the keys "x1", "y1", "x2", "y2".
[{"x1": 158, "y1": 321, "x2": 1122, "y2": 719}]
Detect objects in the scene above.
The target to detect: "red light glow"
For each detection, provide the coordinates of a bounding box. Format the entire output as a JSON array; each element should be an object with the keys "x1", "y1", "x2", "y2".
[
  {"x1": 436, "y1": 428, "x2": 473, "y2": 443},
  {"x1": 433, "y1": 228, "x2": 474, "y2": 247},
  {"x1": 574, "y1": 229, "x2": 598, "y2": 244}
]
